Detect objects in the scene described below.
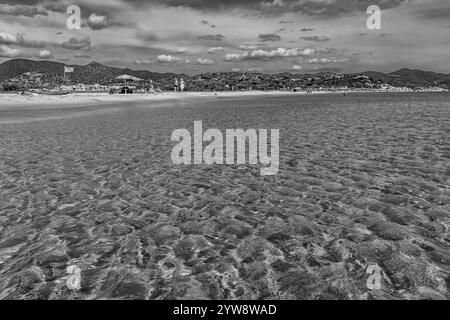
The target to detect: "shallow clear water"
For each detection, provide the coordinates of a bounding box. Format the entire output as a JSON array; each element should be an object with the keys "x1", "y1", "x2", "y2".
[{"x1": 0, "y1": 93, "x2": 449, "y2": 300}]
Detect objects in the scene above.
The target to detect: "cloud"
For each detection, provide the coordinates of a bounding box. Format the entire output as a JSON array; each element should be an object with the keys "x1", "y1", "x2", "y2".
[
  {"x1": 199, "y1": 19, "x2": 216, "y2": 28},
  {"x1": 292, "y1": 65, "x2": 302, "y2": 71},
  {"x1": 121, "y1": 0, "x2": 407, "y2": 17},
  {"x1": 138, "y1": 32, "x2": 160, "y2": 42},
  {"x1": 260, "y1": 0, "x2": 408, "y2": 17},
  {"x1": 304, "y1": 0, "x2": 406, "y2": 17},
  {"x1": 123, "y1": 0, "x2": 260, "y2": 11},
  {"x1": 261, "y1": 0, "x2": 284, "y2": 9},
  {"x1": 198, "y1": 34, "x2": 226, "y2": 41},
  {"x1": 0, "y1": 45, "x2": 24, "y2": 58},
  {"x1": 0, "y1": 0, "x2": 445, "y2": 74},
  {"x1": 0, "y1": 32, "x2": 17, "y2": 45},
  {"x1": 16, "y1": 33, "x2": 46, "y2": 48},
  {"x1": 224, "y1": 47, "x2": 315, "y2": 61},
  {"x1": 0, "y1": 4, "x2": 48, "y2": 17},
  {"x1": 196, "y1": 58, "x2": 215, "y2": 65},
  {"x1": 134, "y1": 59, "x2": 153, "y2": 65},
  {"x1": 156, "y1": 54, "x2": 185, "y2": 63},
  {"x1": 86, "y1": 13, "x2": 109, "y2": 30},
  {"x1": 224, "y1": 53, "x2": 242, "y2": 61},
  {"x1": 300, "y1": 36, "x2": 330, "y2": 42},
  {"x1": 307, "y1": 57, "x2": 350, "y2": 64},
  {"x1": 38, "y1": 50, "x2": 53, "y2": 59},
  {"x1": 0, "y1": 32, "x2": 45, "y2": 48},
  {"x1": 56, "y1": 37, "x2": 92, "y2": 50},
  {"x1": 239, "y1": 45, "x2": 260, "y2": 50},
  {"x1": 315, "y1": 47, "x2": 340, "y2": 55},
  {"x1": 258, "y1": 33, "x2": 282, "y2": 42},
  {"x1": 75, "y1": 53, "x2": 92, "y2": 59},
  {"x1": 208, "y1": 47, "x2": 225, "y2": 54},
  {"x1": 414, "y1": 2, "x2": 450, "y2": 20}
]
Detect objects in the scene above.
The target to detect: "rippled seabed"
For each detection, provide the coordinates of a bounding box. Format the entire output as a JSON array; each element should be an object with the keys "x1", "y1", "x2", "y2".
[{"x1": 0, "y1": 93, "x2": 449, "y2": 300}]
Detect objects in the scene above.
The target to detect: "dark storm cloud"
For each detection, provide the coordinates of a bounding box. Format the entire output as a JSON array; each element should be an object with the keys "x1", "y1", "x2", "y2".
[
  {"x1": 0, "y1": 3, "x2": 48, "y2": 16},
  {"x1": 415, "y1": 4, "x2": 450, "y2": 20},
  {"x1": 199, "y1": 19, "x2": 216, "y2": 28},
  {"x1": 0, "y1": 0, "x2": 42, "y2": 4},
  {"x1": 285, "y1": 0, "x2": 407, "y2": 17},
  {"x1": 1, "y1": 0, "x2": 446, "y2": 74},
  {"x1": 0, "y1": 1, "x2": 119, "y2": 18},
  {"x1": 300, "y1": 36, "x2": 330, "y2": 42},
  {"x1": 75, "y1": 53, "x2": 91, "y2": 59},
  {"x1": 0, "y1": 0, "x2": 65, "y2": 11},
  {"x1": 55, "y1": 37, "x2": 92, "y2": 50},
  {"x1": 122, "y1": 0, "x2": 407, "y2": 17},
  {"x1": 198, "y1": 34, "x2": 226, "y2": 41},
  {"x1": 122, "y1": 0, "x2": 261, "y2": 11},
  {"x1": 138, "y1": 32, "x2": 160, "y2": 42},
  {"x1": 0, "y1": 0, "x2": 408, "y2": 19},
  {"x1": 316, "y1": 47, "x2": 340, "y2": 55},
  {"x1": 258, "y1": 34, "x2": 282, "y2": 42}
]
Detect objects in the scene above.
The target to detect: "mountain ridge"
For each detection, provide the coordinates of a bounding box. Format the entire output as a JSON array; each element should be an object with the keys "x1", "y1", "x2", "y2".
[
  {"x1": 1, "y1": 59, "x2": 449, "y2": 89},
  {"x1": 0, "y1": 59, "x2": 187, "y2": 83}
]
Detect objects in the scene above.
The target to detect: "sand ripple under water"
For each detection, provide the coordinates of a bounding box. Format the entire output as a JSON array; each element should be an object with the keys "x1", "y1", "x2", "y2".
[{"x1": 0, "y1": 93, "x2": 449, "y2": 300}]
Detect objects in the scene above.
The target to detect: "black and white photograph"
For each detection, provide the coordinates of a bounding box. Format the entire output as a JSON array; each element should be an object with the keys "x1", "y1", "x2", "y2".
[{"x1": 0, "y1": 0, "x2": 449, "y2": 306}]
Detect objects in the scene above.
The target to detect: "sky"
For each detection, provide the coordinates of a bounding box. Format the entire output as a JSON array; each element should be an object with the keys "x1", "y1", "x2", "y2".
[{"x1": 0, "y1": 0, "x2": 449, "y2": 74}]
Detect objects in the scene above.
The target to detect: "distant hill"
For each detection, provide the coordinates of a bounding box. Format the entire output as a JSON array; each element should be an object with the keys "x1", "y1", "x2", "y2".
[
  {"x1": 363, "y1": 68, "x2": 450, "y2": 88},
  {"x1": 0, "y1": 59, "x2": 186, "y2": 84},
  {"x1": 389, "y1": 68, "x2": 450, "y2": 86},
  {"x1": 0, "y1": 59, "x2": 64, "y2": 82}
]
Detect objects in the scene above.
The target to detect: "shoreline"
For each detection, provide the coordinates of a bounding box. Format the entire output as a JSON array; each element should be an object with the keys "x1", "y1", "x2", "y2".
[
  {"x1": 0, "y1": 90, "x2": 448, "y2": 124},
  {"x1": 0, "y1": 89, "x2": 448, "y2": 110},
  {"x1": 0, "y1": 91, "x2": 339, "y2": 124}
]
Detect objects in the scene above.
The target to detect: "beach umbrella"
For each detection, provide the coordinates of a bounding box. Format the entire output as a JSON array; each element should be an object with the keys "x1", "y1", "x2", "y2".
[{"x1": 116, "y1": 74, "x2": 143, "y2": 82}]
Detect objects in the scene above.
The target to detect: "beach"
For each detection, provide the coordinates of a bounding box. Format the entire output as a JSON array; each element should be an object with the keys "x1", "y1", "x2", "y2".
[
  {"x1": 1, "y1": 89, "x2": 425, "y2": 109},
  {"x1": 2, "y1": 90, "x2": 444, "y2": 124},
  {"x1": 0, "y1": 91, "x2": 319, "y2": 124},
  {"x1": 0, "y1": 91, "x2": 297, "y2": 109}
]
